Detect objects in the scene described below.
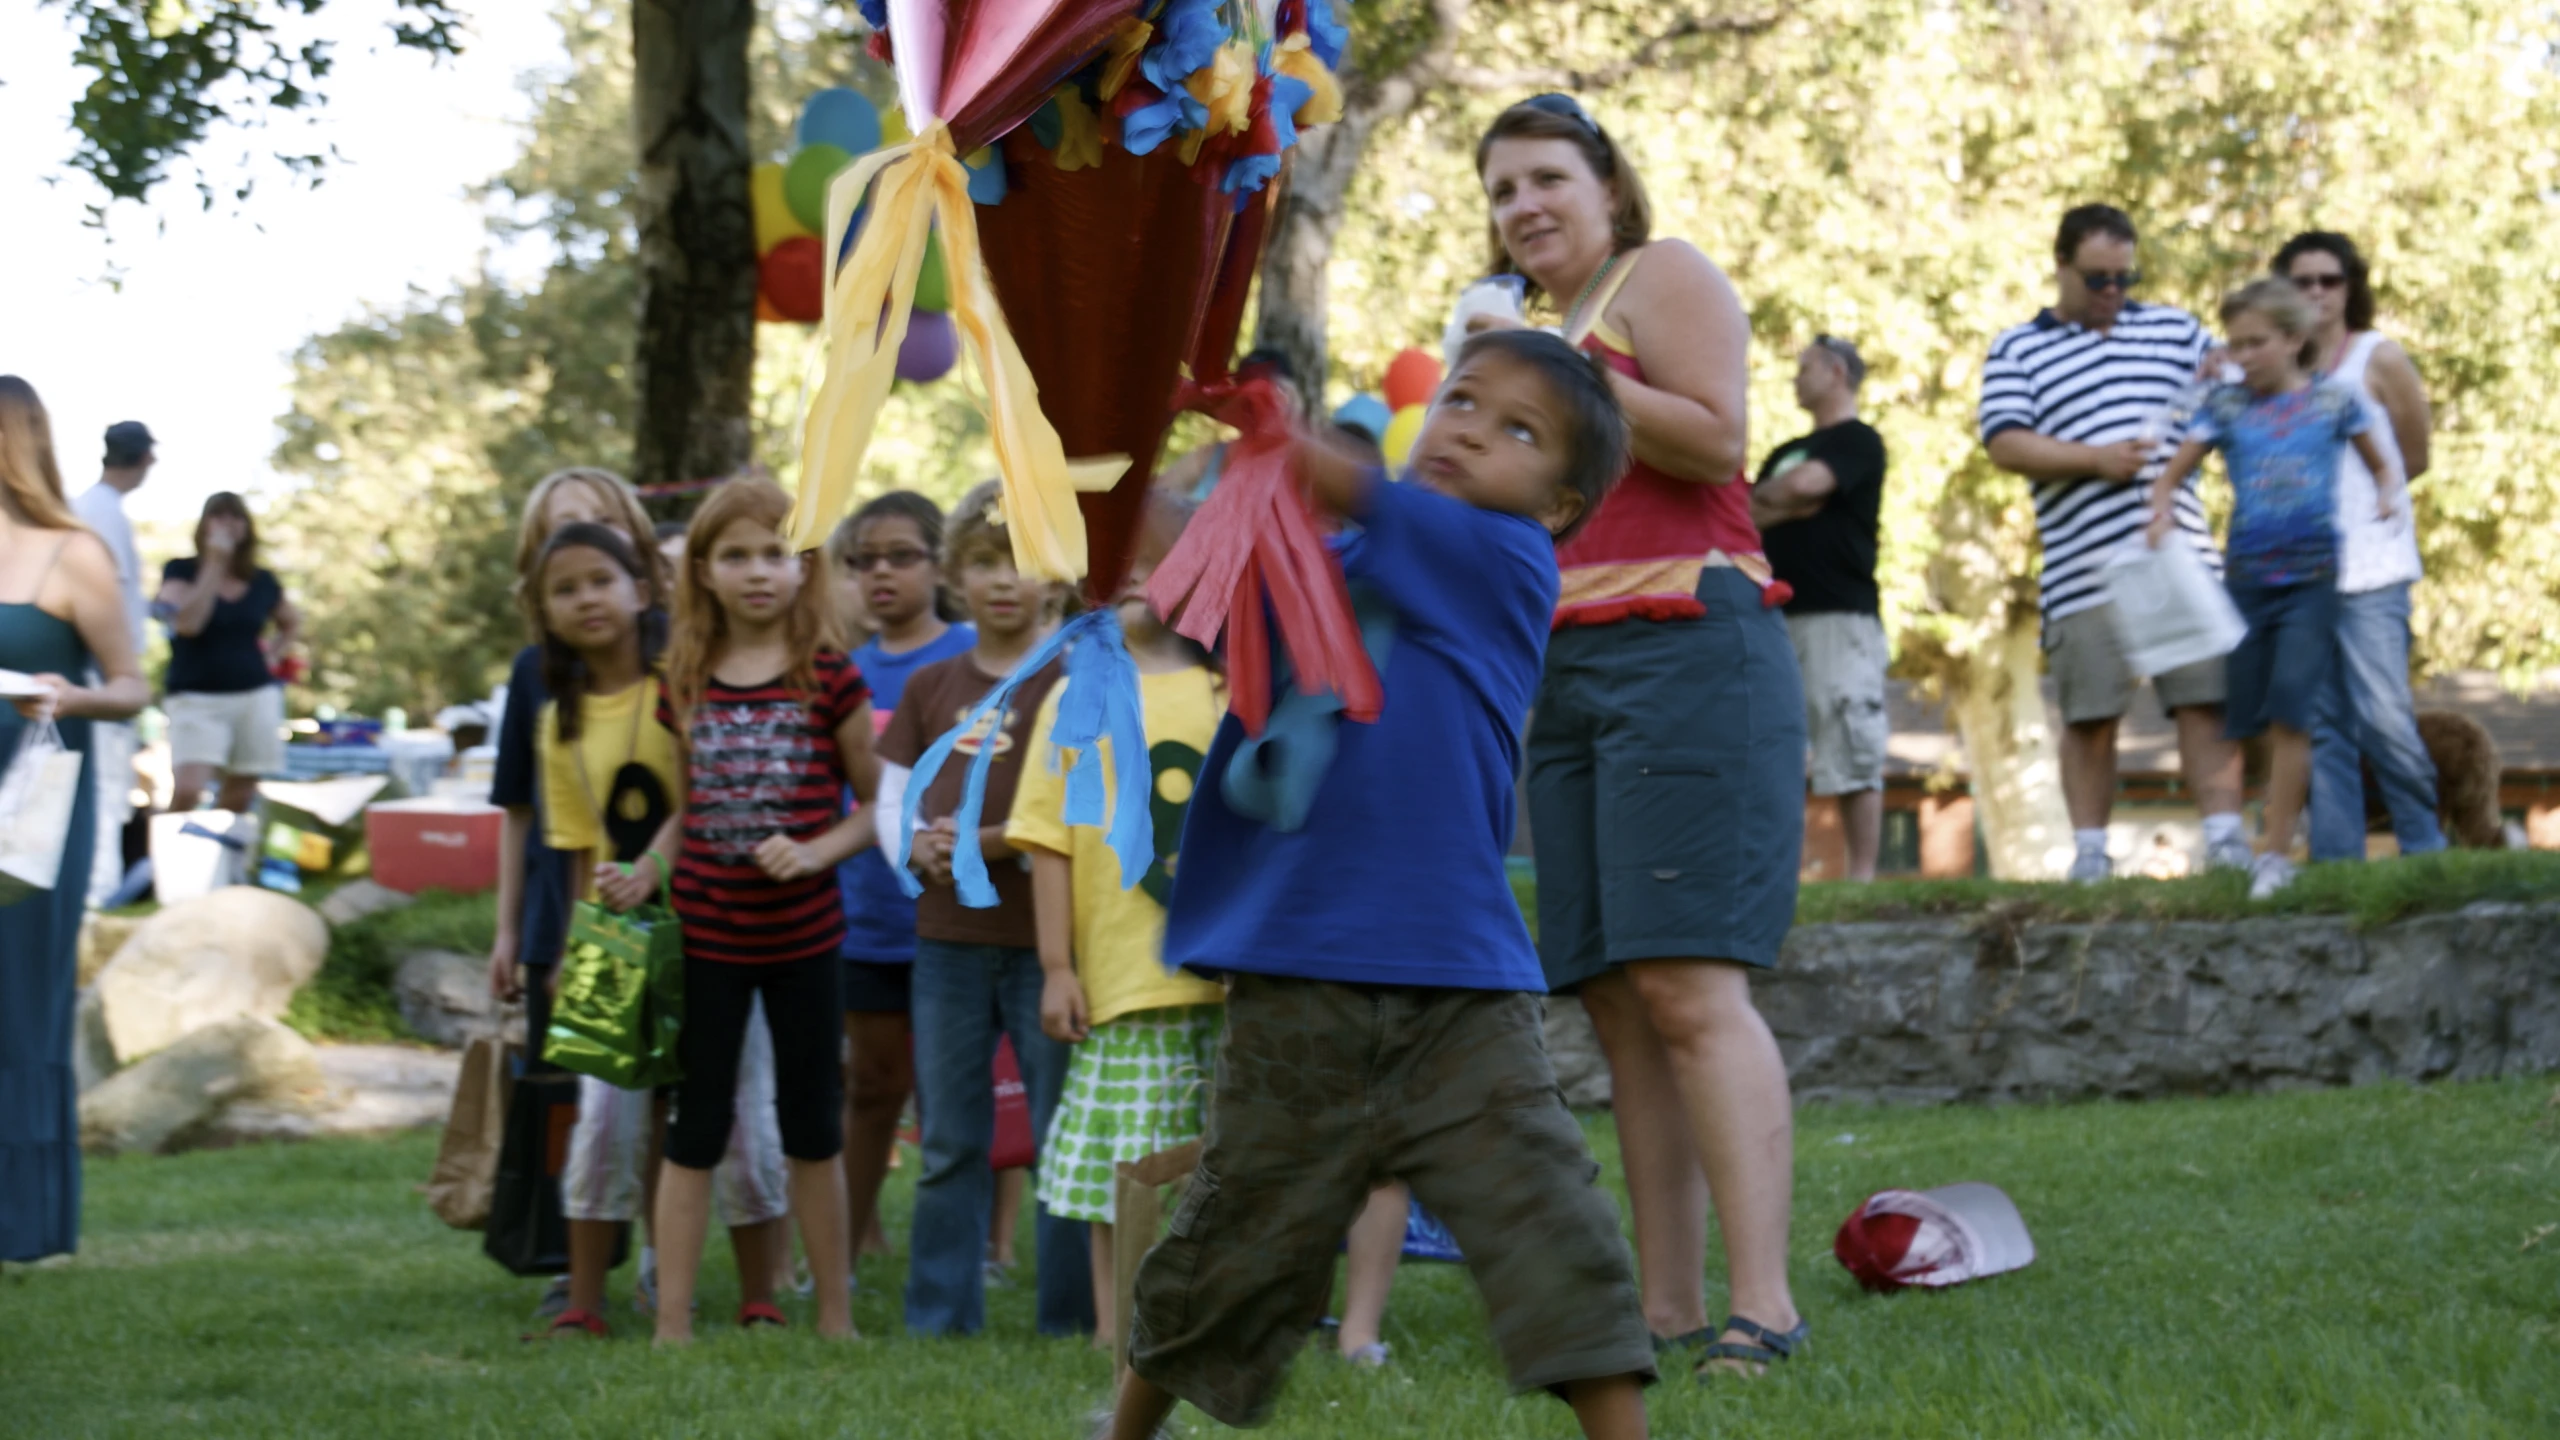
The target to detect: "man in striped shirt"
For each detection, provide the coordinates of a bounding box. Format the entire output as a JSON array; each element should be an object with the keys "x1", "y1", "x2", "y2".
[{"x1": 1980, "y1": 204, "x2": 2248, "y2": 882}]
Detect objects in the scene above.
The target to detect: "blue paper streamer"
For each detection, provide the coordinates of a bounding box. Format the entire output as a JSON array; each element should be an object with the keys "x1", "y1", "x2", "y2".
[{"x1": 892, "y1": 610, "x2": 1154, "y2": 909}]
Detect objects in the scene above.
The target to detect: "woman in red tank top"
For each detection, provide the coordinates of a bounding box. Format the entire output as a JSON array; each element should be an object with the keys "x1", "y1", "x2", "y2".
[{"x1": 1474, "y1": 95, "x2": 1809, "y2": 1378}]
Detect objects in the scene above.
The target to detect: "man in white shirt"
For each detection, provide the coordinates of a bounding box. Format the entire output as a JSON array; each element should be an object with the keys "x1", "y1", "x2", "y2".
[{"x1": 72, "y1": 421, "x2": 155, "y2": 908}]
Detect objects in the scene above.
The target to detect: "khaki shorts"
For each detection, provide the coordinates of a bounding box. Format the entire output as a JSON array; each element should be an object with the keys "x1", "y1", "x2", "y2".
[
  {"x1": 164, "y1": 685, "x2": 287, "y2": 777},
  {"x1": 1787, "y1": 611, "x2": 1888, "y2": 795},
  {"x1": 1129, "y1": 975, "x2": 1654, "y2": 1426},
  {"x1": 2046, "y1": 605, "x2": 2226, "y2": 725},
  {"x1": 560, "y1": 1001, "x2": 789, "y2": 1227}
]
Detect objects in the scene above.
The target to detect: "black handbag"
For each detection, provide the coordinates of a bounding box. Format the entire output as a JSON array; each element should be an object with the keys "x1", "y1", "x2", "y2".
[{"x1": 481, "y1": 1059, "x2": 628, "y2": 1276}]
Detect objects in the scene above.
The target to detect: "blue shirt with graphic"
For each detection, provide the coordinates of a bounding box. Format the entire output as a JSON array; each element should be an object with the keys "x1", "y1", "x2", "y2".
[
  {"x1": 2187, "y1": 379, "x2": 2366, "y2": 588},
  {"x1": 838, "y1": 622, "x2": 977, "y2": 964},
  {"x1": 1163, "y1": 476, "x2": 1555, "y2": 992}
]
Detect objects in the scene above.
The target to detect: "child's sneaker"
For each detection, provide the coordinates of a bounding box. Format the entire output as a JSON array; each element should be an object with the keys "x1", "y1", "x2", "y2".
[
  {"x1": 1341, "y1": 1341, "x2": 1391, "y2": 1369},
  {"x1": 2066, "y1": 848, "x2": 2112, "y2": 885},
  {"x1": 2248, "y1": 852, "x2": 2296, "y2": 900},
  {"x1": 533, "y1": 1274, "x2": 571, "y2": 1321},
  {"x1": 2205, "y1": 835, "x2": 2255, "y2": 872}
]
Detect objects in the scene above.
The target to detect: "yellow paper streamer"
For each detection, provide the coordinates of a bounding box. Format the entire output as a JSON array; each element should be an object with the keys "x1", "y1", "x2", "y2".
[
  {"x1": 791, "y1": 124, "x2": 1127, "y2": 581},
  {"x1": 1274, "y1": 35, "x2": 1343, "y2": 126},
  {"x1": 1050, "y1": 86, "x2": 1105, "y2": 173}
]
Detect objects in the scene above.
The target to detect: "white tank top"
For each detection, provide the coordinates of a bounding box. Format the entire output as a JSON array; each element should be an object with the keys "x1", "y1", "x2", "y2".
[{"x1": 2326, "y1": 331, "x2": 2423, "y2": 593}]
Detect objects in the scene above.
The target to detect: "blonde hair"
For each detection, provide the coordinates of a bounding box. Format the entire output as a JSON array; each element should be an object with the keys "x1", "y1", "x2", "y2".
[
  {"x1": 664, "y1": 478, "x2": 843, "y2": 722},
  {"x1": 2220, "y1": 278, "x2": 2322, "y2": 369},
  {"x1": 512, "y1": 467, "x2": 665, "y2": 639},
  {"x1": 0, "y1": 376, "x2": 76, "y2": 531},
  {"x1": 942, "y1": 479, "x2": 1012, "y2": 572}
]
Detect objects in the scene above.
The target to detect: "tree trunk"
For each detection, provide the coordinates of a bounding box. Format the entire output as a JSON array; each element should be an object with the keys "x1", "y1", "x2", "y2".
[
  {"x1": 1251, "y1": 1, "x2": 1467, "y2": 411},
  {"x1": 630, "y1": 0, "x2": 758, "y2": 494},
  {"x1": 1944, "y1": 616, "x2": 2074, "y2": 880}
]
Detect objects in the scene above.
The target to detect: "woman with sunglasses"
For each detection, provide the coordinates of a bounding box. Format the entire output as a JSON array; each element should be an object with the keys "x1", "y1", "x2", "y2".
[
  {"x1": 2271, "y1": 232, "x2": 2446, "y2": 863},
  {"x1": 1470, "y1": 94, "x2": 1808, "y2": 1379}
]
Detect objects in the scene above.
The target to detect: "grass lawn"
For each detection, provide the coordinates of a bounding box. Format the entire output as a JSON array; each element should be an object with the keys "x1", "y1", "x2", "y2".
[{"x1": 7, "y1": 1080, "x2": 2555, "y2": 1438}]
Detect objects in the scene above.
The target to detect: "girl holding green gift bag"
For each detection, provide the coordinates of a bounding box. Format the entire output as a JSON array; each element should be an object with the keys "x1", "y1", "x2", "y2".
[
  {"x1": 530, "y1": 522, "x2": 788, "y2": 1339},
  {"x1": 632, "y1": 480, "x2": 882, "y2": 1345}
]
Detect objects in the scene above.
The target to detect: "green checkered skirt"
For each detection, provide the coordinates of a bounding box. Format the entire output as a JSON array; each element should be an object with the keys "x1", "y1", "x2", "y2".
[{"x1": 1035, "y1": 1004, "x2": 1222, "y2": 1223}]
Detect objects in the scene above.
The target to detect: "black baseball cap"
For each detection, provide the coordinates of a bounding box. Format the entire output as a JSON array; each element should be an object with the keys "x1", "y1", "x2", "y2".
[{"x1": 103, "y1": 421, "x2": 156, "y2": 465}]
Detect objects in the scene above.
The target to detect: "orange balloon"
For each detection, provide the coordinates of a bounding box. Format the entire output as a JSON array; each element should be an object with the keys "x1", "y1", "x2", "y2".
[
  {"x1": 757, "y1": 291, "x2": 785, "y2": 324},
  {"x1": 1382, "y1": 348, "x2": 1443, "y2": 411}
]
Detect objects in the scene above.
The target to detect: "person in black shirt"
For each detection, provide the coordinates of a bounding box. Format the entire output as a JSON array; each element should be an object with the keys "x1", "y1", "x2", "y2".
[
  {"x1": 157, "y1": 492, "x2": 298, "y2": 815},
  {"x1": 1752, "y1": 337, "x2": 1890, "y2": 881}
]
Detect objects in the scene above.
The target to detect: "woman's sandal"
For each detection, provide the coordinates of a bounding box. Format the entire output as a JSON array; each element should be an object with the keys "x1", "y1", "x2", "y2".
[
  {"x1": 1695, "y1": 1314, "x2": 1807, "y2": 1378},
  {"x1": 738, "y1": 1301, "x2": 789, "y2": 1330},
  {"x1": 1651, "y1": 1326, "x2": 1718, "y2": 1355}
]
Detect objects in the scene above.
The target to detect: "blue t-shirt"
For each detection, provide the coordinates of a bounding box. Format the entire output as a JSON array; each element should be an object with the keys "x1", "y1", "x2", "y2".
[
  {"x1": 2188, "y1": 380, "x2": 2366, "y2": 588},
  {"x1": 1163, "y1": 477, "x2": 1556, "y2": 991},
  {"x1": 489, "y1": 644, "x2": 571, "y2": 969},
  {"x1": 839, "y1": 622, "x2": 978, "y2": 963}
]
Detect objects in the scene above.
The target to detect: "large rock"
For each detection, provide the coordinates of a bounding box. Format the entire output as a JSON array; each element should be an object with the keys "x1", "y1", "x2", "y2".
[
  {"x1": 77, "y1": 912, "x2": 146, "y2": 988},
  {"x1": 1755, "y1": 901, "x2": 2560, "y2": 1105},
  {"x1": 78, "y1": 1015, "x2": 324, "y2": 1155},
  {"x1": 319, "y1": 878, "x2": 415, "y2": 929},
  {"x1": 94, "y1": 888, "x2": 329, "y2": 1064},
  {"x1": 1546, "y1": 903, "x2": 2560, "y2": 1109},
  {"x1": 71, "y1": 989, "x2": 117, "y2": 1094},
  {"x1": 393, "y1": 949, "x2": 507, "y2": 1048},
  {"x1": 209, "y1": 1043, "x2": 461, "y2": 1144}
]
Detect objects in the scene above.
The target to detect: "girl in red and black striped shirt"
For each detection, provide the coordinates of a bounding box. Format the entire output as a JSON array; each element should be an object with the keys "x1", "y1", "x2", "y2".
[{"x1": 637, "y1": 478, "x2": 878, "y2": 1343}]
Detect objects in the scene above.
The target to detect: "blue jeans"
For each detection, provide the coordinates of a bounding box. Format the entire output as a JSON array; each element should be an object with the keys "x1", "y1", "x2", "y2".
[
  {"x1": 905, "y1": 938, "x2": 1093, "y2": 1337},
  {"x1": 2310, "y1": 581, "x2": 2447, "y2": 862}
]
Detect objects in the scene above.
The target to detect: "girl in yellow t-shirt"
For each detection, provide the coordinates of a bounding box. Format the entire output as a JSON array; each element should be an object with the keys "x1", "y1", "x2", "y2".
[
  {"x1": 528, "y1": 521, "x2": 787, "y2": 1337},
  {"x1": 1008, "y1": 499, "x2": 1225, "y2": 1351}
]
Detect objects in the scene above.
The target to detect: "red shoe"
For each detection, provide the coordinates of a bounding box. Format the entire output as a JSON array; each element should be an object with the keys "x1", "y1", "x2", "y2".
[
  {"x1": 545, "y1": 1307, "x2": 609, "y2": 1338},
  {"x1": 738, "y1": 1301, "x2": 789, "y2": 1329}
]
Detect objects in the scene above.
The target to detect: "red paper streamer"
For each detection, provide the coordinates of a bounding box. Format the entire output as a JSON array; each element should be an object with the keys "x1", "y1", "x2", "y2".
[{"x1": 1144, "y1": 376, "x2": 1381, "y2": 735}]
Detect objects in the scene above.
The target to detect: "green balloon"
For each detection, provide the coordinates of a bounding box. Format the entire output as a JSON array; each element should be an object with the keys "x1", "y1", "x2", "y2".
[
  {"x1": 784, "y1": 143, "x2": 852, "y2": 233},
  {"x1": 916, "y1": 231, "x2": 950, "y2": 313}
]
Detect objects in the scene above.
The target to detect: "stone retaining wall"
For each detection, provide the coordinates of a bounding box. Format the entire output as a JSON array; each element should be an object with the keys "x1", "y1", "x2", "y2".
[{"x1": 1542, "y1": 902, "x2": 2560, "y2": 1106}]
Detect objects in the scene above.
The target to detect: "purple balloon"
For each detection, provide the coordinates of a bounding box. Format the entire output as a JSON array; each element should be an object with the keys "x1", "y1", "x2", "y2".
[{"x1": 896, "y1": 309, "x2": 958, "y2": 384}]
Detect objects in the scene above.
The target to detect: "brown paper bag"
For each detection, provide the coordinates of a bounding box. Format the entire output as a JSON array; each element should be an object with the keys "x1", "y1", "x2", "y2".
[
  {"x1": 426, "y1": 1034, "x2": 515, "y2": 1230},
  {"x1": 1114, "y1": 1139, "x2": 1202, "y2": 1382}
]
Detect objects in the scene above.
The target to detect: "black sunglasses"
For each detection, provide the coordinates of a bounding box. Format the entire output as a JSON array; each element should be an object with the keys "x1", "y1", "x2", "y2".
[
  {"x1": 2291, "y1": 272, "x2": 2350, "y2": 291},
  {"x1": 1519, "y1": 92, "x2": 1604, "y2": 139},
  {"x1": 2078, "y1": 268, "x2": 2141, "y2": 293}
]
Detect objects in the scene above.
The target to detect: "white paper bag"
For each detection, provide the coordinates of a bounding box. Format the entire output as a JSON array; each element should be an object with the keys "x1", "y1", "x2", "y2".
[
  {"x1": 2102, "y1": 539, "x2": 2247, "y2": 679},
  {"x1": 0, "y1": 720, "x2": 85, "y2": 905}
]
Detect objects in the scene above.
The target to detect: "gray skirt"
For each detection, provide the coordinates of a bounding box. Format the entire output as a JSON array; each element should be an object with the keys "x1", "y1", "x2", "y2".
[{"x1": 1526, "y1": 567, "x2": 1806, "y2": 988}]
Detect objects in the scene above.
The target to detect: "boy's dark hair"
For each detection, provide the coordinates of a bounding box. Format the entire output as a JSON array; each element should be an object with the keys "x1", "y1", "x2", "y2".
[
  {"x1": 1451, "y1": 329, "x2": 1627, "y2": 546},
  {"x1": 652, "y1": 518, "x2": 688, "y2": 543},
  {"x1": 532, "y1": 520, "x2": 666, "y2": 743},
  {"x1": 2054, "y1": 204, "x2": 2137, "y2": 265},
  {"x1": 2270, "y1": 230, "x2": 2375, "y2": 332}
]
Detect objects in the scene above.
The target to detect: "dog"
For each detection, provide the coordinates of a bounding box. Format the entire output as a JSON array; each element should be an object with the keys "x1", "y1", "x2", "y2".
[{"x1": 2360, "y1": 709, "x2": 2504, "y2": 848}]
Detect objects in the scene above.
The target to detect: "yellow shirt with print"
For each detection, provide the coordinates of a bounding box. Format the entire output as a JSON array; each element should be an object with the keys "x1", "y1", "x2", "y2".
[
  {"x1": 539, "y1": 675, "x2": 684, "y2": 863},
  {"x1": 1004, "y1": 664, "x2": 1226, "y2": 1027}
]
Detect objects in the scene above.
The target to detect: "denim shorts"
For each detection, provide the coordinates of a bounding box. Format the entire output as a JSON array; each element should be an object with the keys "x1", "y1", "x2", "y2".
[
  {"x1": 2224, "y1": 579, "x2": 2340, "y2": 739},
  {"x1": 1527, "y1": 569, "x2": 1806, "y2": 983}
]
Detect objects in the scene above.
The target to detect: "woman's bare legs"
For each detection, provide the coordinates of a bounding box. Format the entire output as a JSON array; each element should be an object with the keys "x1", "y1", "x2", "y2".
[
  {"x1": 214, "y1": 772, "x2": 259, "y2": 813},
  {"x1": 1336, "y1": 1183, "x2": 1408, "y2": 1357},
  {"x1": 1623, "y1": 959, "x2": 1797, "y2": 1371},
  {"x1": 168, "y1": 761, "x2": 216, "y2": 816},
  {"x1": 1577, "y1": 970, "x2": 1712, "y2": 1339}
]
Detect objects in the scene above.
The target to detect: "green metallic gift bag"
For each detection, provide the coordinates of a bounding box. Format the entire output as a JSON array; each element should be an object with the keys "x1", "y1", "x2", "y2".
[{"x1": 543, "y1": 866, "x2": 685, "y2": 1087}]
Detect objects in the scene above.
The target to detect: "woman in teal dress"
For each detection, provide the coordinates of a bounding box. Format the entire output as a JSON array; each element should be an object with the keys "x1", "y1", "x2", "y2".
[{"x1": 1, "y1": 376, "x2": 147, "y2": 1263}]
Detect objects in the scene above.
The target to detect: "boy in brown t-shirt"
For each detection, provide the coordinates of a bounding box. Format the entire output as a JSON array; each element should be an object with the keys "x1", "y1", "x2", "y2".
[{"x1": 875, "y1": 482, "x2": 1089, "y2": 1338}]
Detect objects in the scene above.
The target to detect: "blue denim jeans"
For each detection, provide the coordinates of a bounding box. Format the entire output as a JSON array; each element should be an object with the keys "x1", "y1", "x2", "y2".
[
  {"x1": 2310, "y1": 581, "x2": 2448, "y2": 862},
  {"x1": 905, "y1": 938, "x2": 1094, "y2": 1337}
]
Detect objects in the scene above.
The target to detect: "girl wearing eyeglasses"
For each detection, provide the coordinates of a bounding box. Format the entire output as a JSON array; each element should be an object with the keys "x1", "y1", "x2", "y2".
[
  {"x1": 826, "y1": 492, "x2": 977, "y2": 1271},
  {"x1": 1471, "y1": 93, "x2": 1809, "y2": 1380}
]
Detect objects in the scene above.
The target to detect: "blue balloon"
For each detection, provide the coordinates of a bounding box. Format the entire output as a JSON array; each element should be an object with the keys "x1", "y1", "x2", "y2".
[
  {"x1": 799, "y1": 87, "x2": 882, "y2": 156},
  {"x1": 1332, "y1": 394, "x2": 1394, "y2": 446},
  {"x1": 966, "y1": 149, "x2": 1008, "y2": 205}
]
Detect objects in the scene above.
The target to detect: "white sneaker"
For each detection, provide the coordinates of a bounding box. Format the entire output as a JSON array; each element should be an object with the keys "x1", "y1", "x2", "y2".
[
  {"x1": 2205, "y1": 836, "x2": 2255, "y2": 873},
  {"x1": 2066, "y1": 849, "x2": 2112, "y2": 885},
  {"x1": 2248, "y1": 852, "x2": 2296, "y2": 900}
]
